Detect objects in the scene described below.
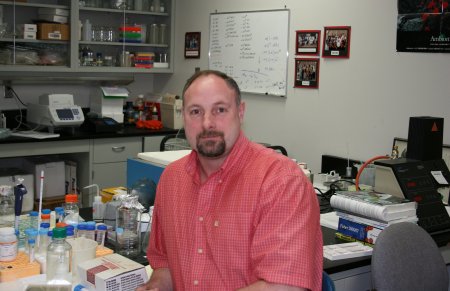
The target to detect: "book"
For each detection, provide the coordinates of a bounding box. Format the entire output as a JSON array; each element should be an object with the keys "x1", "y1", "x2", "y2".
[
  {"x1": 335, "y1": 209, "x2": 418, "y2": 229},
  {"x1": 337, "y1": 217, "x2": 383, "y2": 244},
  {"x1": 334, "y1": 231, "x2": 374, "y2": 247},
  {"x1": 330, "y1": 191, "x2": 417, "y2": 221}
]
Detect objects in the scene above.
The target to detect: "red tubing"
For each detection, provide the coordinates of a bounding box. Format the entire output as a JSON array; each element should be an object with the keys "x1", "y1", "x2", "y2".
[{"x1": 355, "y1": 155, "x2": 391, "y2": 191}]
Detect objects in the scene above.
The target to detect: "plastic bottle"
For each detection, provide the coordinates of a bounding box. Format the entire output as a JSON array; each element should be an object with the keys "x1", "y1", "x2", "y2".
[
  {"x1": 24, "y1": 228, "x2": 38, "y2": 254},
  {"x1": 152, "y1": 105, "x2": 158, "y2": 120},
  {"x1": 41, "y1": 209, "x2": 51, "y2": 224},
  {"x1": 116, "y1": 195, "x2": 142, "y2": 257},
  {"x1": 77, "y1": 222, "x2": 87, "y2": 238},
  {"x1": 55, "y1": 207, "x2": 65, "y2": 223},
  {"x1": 0, "y1": 227, "x2": 18, "y2": 262},
  {"x1": 96, "y1": 224, "x2": 107, "y2": 246},
  {"x1": 82, "y1": 19, "x2": 92, "y2": 41},
  {"x1": 28, "y1": 238, "x2": 35, "y2": 263},
  {"x1": 29, "y1": 211, "x2": 39, "y2": 229},
  {"x1": 46, "y1": 227, "x2": 72, "y2": 285},
  {"x1": 37, "y1": 227, "x2": 48, "y2": 256},
  {"x1": 63, "y1": 194, "x2": 80, "y2": 225},
  {"x1": 84, "y1": 184, "x2": 105, "y2": 222},
  {"x1": 0, "y1": 186, "x2": 14, "y2": 228},
  {"x1": 125, "y1": 101, "x2": 136, "y2": 124},
  {"x1": 85, "y1": 221, "x2": 96, "y2": 241}
]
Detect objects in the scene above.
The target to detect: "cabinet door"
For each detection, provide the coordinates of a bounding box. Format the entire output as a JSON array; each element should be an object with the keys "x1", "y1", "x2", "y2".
[
  {"x1": 143, "y1": 135, "x2": 165, "y2": 152},
  {"x1": 91, "y1": 161, "x2": 127, "y2": 202},
  {"x1": 78, "y1": 0, "x2": 173, "y2": 72},
  {"x1": 0, "y1": 1, "x2": 71, "y2": 70}
]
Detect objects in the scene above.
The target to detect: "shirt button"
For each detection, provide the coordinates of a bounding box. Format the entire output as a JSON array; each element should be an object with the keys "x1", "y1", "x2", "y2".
[
  {"x1": 199, "y1": 216, "x2": 204, "y2": 222},
  {"x1": 197, "y1": 248, "x2": 203, "y2": 254},
  {"x1": 193, "y1": 280, "x2": 199, "y2": 285}
]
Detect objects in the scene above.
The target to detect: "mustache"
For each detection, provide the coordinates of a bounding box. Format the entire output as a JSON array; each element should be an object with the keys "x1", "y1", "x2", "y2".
[{"x1": 197, "y1": 130, "x2": 224, "y2": 139}]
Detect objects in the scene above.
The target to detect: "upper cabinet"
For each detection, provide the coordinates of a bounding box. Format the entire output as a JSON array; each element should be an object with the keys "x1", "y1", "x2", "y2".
[{"x1": 0, "y1": 0, "x2": 174, "y2": 76}]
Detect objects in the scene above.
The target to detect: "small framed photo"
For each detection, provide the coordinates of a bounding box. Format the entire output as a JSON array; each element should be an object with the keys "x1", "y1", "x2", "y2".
[
  {"x1": 294, "y1": 58, "x2": 320, "y2": 89},
  {"x1": 322, "y1": 26, "x2": 351, "y2": 58},
  {"x1": 296, "y1": 30, "x2": 321, "y2": 55},
  {"x1": 185, "y1": 32, "x2": 201, "y2": 58}
]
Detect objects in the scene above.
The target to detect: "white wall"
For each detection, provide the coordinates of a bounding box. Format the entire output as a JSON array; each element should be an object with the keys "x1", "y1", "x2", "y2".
[{"x1": 154, "y1": 0, "x2": 450, "y2": 173}]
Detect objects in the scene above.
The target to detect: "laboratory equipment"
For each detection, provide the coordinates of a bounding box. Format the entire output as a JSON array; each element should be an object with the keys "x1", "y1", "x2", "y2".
[
  {"x1": 28, "y1": 211, "x2": 39, "y2": 229},
  {"x1": 116, "y1": 195, "x2": 143, "y2": 257},
  {"x1": 77, "y1": 222, "x2": 87, "y2": 238},
  {"x1": 14, "y1": 178, "x2": 28, "y2": 230},
  {"x1": 90, "y1": 86, "x2": 129, "y2": 124},
  {"x1": 37, "y1": 226, "x2": 49, "y2": 255},
  {"x1": 0, "y1": 227, "x2": 18, "y2": 262},
  {"x1": 27, "y1": 94, "x2": 85, "y2": 133},
  {"x1": 63, "y1": 194, "x2": 80, "y2": 225},
  {"x1": 28, "y1": 238, "x2": 35, "y2": 263},
  {"x1": 0, "y1": 185, "x2": 14, "y2": 228},
  {"x1": 41, "y1": 209, "x2": 51, "y2": 224},
  {"x1": 46, "y1": 227, "x2": 72, "y2": 285},
  {"x1": 96, "y1": 224, "x2": 107, "y2": 246},
  {"x1": 85, "y1": 222, "x2": 96, "y2": 241},
  {"x1": 55, "y1": 206, "x2": 64, "y2": 223}
]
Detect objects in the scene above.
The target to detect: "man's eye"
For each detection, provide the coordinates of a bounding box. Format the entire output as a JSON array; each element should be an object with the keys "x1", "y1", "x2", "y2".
[
  {"x1": 217, "y1": 107, "x2": 227, "y2": 113},
  {"x1": 190, "y1": 109, "x2": 201, "y2": 115}
]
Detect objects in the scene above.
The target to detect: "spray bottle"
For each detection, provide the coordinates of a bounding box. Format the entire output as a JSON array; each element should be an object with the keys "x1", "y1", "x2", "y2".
[{"x1": 84, "y1": 184, "x2": 105, "y2": 222}]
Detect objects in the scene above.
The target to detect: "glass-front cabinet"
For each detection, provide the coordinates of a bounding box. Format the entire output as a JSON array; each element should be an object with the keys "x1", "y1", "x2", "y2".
[{"x1": 0, "y1": 0, "x2": 173, "y2": 75}]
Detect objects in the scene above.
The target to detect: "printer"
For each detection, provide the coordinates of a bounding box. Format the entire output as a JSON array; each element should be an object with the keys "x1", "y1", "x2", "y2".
[{"x1": 27, "y1": 94, "x2": 84, "y2": 133}]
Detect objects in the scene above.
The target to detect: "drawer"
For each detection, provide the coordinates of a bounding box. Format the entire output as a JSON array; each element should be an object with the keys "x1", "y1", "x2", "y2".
[{"x1": 93, "y1": 137, "x2": 142, "y2": 163}]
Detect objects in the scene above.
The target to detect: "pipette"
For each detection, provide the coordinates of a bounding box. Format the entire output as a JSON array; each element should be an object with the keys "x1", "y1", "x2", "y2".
[{"x1": 14, "y1": 177, "x2": 28, "y2": 231}]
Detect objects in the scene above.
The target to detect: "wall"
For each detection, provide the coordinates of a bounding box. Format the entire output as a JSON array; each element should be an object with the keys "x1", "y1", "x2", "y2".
[{"x1": 152, "y1": 0, "x2": 450, "y2": 173}]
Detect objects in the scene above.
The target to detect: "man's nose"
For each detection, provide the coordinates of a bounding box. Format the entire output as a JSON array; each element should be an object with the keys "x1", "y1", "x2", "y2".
[{"x1": 202, "y1": 112, "x2": 216, "y2": 129}]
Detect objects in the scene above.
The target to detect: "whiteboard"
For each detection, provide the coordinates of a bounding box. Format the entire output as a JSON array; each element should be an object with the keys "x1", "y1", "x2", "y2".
[{"x1": 209, "y1": 10, "x2": 289, "y2": 97}]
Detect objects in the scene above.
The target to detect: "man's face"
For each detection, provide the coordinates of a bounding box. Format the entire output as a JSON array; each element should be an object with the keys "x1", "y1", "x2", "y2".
[{"x1": 182, "y1": 75, "x2": 245, "y2": 159}]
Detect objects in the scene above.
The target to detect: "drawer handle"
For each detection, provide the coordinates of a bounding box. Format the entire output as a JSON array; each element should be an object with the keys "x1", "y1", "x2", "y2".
[{"x1": 112, "y1": 146, "x2": 126, "y2": 152}]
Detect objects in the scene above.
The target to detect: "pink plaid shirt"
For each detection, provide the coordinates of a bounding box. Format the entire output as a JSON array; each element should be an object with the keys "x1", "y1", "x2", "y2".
[{"x1": 148, "y1": 133, "x2": 323, "y2": 290}]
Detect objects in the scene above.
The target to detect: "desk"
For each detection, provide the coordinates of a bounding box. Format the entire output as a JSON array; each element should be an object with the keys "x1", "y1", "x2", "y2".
[{"x1": 321, "y1": 214, "x2": 450, "y2": 291}]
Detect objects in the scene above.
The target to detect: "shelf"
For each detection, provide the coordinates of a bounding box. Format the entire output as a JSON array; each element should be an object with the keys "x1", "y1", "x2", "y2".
[
  {"x1": 0, "y1": 38, "x2": 69, "y2": 45},
  {"x1": 79, "y1": 40, "x2": 168, "y2": 48},
  {"x1": 79, "y1": 6, "x2": 169, "y2": 16},
  {"x1": 0, "y1": 1, "x2": 69, "y2": 9}
]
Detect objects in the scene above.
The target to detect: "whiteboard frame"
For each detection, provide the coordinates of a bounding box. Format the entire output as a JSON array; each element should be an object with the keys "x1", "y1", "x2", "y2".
[{"x1": 208, "y1": 9, "x2": 290, "y2": 97}]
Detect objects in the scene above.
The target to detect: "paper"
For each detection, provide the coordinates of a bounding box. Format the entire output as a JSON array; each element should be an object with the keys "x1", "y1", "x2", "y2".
[
  {"x1": 11, "y1": 131, "x2": 60, "y2": 139},
  {"x1": 431, "y1": 171, "x2": 449, "y2": 185},
  {"x1": 101, "y1": 86, "x2": 129, "y2": 98}
]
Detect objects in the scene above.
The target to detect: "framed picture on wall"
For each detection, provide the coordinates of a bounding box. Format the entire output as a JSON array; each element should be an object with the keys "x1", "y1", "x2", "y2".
[
  {"x1": 296, "y1": 30, "x2": 321, "y2": 55},
  {"x1": 185, "y1": 32, "x2": 201, "y2": 58},
  {"x1": 322, "y1": 26, "x2": 351, "y2": 58},
  {"x1": 294, "y1": 58, "x2": 320, "y2": 88}
]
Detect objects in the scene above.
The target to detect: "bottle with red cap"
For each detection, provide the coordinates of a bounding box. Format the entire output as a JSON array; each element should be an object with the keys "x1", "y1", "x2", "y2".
[{"x1": 63, "y1": 194, "x2": 79, "y2": 225}]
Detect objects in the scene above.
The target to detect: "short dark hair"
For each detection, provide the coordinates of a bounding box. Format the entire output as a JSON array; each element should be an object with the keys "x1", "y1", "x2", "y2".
[{"x1": 182, "y1": 70, "x2": 241, "y2": 105}]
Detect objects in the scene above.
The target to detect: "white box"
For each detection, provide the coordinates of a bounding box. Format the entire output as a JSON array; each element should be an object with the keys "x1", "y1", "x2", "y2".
[
  {"x1": 0, "y1": 168, "x2": 34, "y2": 213},
  {"x1": 23, "y1": 31, "x2": 37, "y2": 40},
  {"x1": 38, "y1": 7, "x2": 70, "y2": 17},
  {"x1": 160, "y1": 100, "x2": 183, "y2": 129},
  {"x1": 38, "y1": 14, "x2": 68, "y2": 24},
  {"x1": 17, "y1": 24, "x2": 38, "y2": 33},
  {"x1": 22, "y1": 156, "x2": 66, "y2": 199},
  {"x1": 78, "y1": 253, "x2": 148, "y2": 291}
]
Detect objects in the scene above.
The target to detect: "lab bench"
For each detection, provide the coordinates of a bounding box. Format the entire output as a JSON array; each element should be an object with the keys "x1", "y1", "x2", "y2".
[{"x1": 0, "y1": 126, "x2": 177, "y2": 207}]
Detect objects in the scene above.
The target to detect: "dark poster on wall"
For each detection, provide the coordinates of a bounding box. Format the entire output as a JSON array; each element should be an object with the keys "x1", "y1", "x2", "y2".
[{"x1": 397, "y1": 0, "x2": 450, "y2": 52}]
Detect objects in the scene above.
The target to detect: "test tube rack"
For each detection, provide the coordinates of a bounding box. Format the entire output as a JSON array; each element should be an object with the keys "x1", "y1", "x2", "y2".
[{"x1": 0, "y1": 251, "x2": 40, "y2": 282}]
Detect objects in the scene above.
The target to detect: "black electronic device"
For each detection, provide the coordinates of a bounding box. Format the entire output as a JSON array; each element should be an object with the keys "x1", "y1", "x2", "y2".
[
  {"x1": 406, "y1": 116, "x2": 444, "y2": 161},
  {"x1": 81, "y1": 116, "x2": 122, "y2": 133},
  {"x1": 374, "y1": 158, "x2": 450, "y2": 246}
]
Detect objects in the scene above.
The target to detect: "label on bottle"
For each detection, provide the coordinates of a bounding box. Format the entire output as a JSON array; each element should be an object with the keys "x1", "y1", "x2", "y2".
[{"x1": 0, "y1": 241, "x2": 18, "y2": 261}]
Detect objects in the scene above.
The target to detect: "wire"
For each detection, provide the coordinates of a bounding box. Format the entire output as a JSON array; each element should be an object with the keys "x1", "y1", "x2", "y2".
[{"x1": 355, "y1": 155, "x2": 391, "y2": 191}]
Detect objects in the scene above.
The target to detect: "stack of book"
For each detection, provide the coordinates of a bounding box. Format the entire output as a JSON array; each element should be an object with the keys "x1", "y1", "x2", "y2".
[
  {"x1": 134, "y1": 52, "x2": 155, "y2": 69},
  {"x1": 330, "y1": 191, "x2": 418, "y2": 245}
]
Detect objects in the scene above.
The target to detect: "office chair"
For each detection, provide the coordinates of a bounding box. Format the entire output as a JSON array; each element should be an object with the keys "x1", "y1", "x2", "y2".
[
  {"x1": 266, "y1": 145, "x2": 288, "y2": 156},
  {"x1": 322, "y1": 271, "x2": 335, "y2": 291},
  {"x1": 371, "y1": 222, "x2": 449, "y2": 291},
  {"x1": 160, "y1": 130, "x2": 191, "y2": 151}
]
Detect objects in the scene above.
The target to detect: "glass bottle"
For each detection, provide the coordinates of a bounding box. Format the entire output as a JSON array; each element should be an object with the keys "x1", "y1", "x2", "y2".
[
  {"x1": 116, "y1": 195, "x2": 142, "y2": 257},
  {"x1": 125, "y1": 101, "x2": 135, "y2": 124},
  {"x1": 0, "y1": 185, "x2": 14, "y2": 228},
  {"x1": 46, "y1": 227, "x2": 72, "y2": 285},
  {"x1": 63, "y1": 194, "x2": 80, "y2": 225}
]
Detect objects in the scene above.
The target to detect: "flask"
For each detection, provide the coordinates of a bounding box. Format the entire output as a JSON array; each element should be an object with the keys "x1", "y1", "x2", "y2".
[
  {"x1": 0, "y1": 185, "x2": 14, "y2": 228},
  {"x1": 82, "y1": 19, "x2": 92, "y2": 41},
  {"x1": 0, "y1": 227, "x2": 18, "y2": 262},
  {"x1": 116, "y1": 195, "x2": 142, "y2": 257},
  {"x1": 63, "y1": 194, "x2": 80, "y2": 225},
  {"x1": 46, "y1": 227, "x2": 72, "y2": 285}
]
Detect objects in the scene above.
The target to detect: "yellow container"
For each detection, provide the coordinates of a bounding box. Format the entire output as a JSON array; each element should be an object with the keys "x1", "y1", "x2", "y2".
[{"x1": 100, "y1": 186, "x2": 127, "y2": 203}]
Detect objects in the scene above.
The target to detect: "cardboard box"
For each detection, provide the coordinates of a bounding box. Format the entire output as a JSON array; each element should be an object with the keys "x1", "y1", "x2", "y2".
[
  {"x1": 160, "y1": 100, "x2": 183, "y2": 129},
  {"x1": 78, "y1": 253, "x2": 148, "y2": 291},
  {"x1": 37, "y1": 23, "x2": 69, "y2": 40}
]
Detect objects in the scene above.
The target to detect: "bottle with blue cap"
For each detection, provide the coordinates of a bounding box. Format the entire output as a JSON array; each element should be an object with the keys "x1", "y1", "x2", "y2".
[
  {"x1": 85, "y1": 222, "x2": 96, "y2": 241},
  {"x1": 28, "y1": 211, "x2": 39, "y2": 229},
  {"x1": 96, "y1": 224, "x2": 107, "y2": 246},
  {"x1": 55, "y1": 207, "x2": 65, "y2": 223}
]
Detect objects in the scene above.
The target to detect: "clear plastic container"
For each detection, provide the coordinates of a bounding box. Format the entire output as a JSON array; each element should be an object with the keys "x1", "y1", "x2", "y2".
[
  {"x1": 77, "y1": 222, "x2": 87, "y2": 238},
  {"x1": 55, "y1": 207, "x2": 65, "y2": 223},
  {"x1": 46, "y1": 227, "x2": 72, "y2": 285},
  {"x1": 116, "y1": 196, "x2": 142, "y2": 257},
  {"x1": 0, "y1": 227, "x2": 18, "y2": 262},
  {"x1": 63, "y1": 194, "x2": 80, "y2": 225},
  {"x1": 96, "y1": 224, "x2": 107, "y2": 246},
  {"x1": 85, "y1": 222, "x2": 96, "y2": 241},
  {"x1": 29, "y1": 211, "x2": 39, "y2": 229},
  {"x1": 0, "y1": 186, "x2": 14, "y2": 228}
]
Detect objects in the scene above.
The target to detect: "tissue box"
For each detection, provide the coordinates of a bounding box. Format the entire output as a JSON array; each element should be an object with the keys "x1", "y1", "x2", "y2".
[{"x1": 78, "y1": 253, "x2": 148, "y2": 291}]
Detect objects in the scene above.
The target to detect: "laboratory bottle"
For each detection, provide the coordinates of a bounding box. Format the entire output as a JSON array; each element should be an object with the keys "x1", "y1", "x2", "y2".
[
  {"x1": 0, "y1": 227, "x2": 18, "y2": 262},
  {"x1": 41, "y1": 209, "x2": 51, "y2": 224},
  {"x1": 66, "y1": 229, "x2": 75, "y2": 239},
  {"x1": 77, "y1": 222, "x2": 87, "y2": 238},
  {"x1": 63, "y1": 194, "x2": 80, "y2": 225},
  {"x1": 125, "y1": 101, "x2": 136, "y2": 124},
  {"x1": 37, "y1": 227, "x2": 48, "y2": 256},
  {"x1": 152, "y1": 105, "x2": 158, "y2": 120},
  {"x1": 29, "y1": 211, "x2": 39, "y2": 229},
  {"x1": 85, "y1": 222, "x2": 96, "y2": 241},
  {"x1": 24, "y1": 228, "x2": 38, "y2": 254},
  {"x1": 0, "y1": 186, "x2": 14, "y2": 228},
  {"x1": 82, "y1": 19, "x2": 92, "y2": 41},
  {"x1": 54, "y1": 207, "x2": 65, "y2": 223},
  {"x1": 28, "y1": 238, "x2": 35, "y2": 263},
  {"x1": 92, "y1": 195, "x2": 105, "y2": 222},
  {"x1": 116, "y1": 195, "x2": 142, "y2": 257},
  {"x1": 46, "y1": 227, "x2": 72, "y2": 285},
  {"x1": 96, "y1": 224, "x2": 107, "y2": 246}
]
